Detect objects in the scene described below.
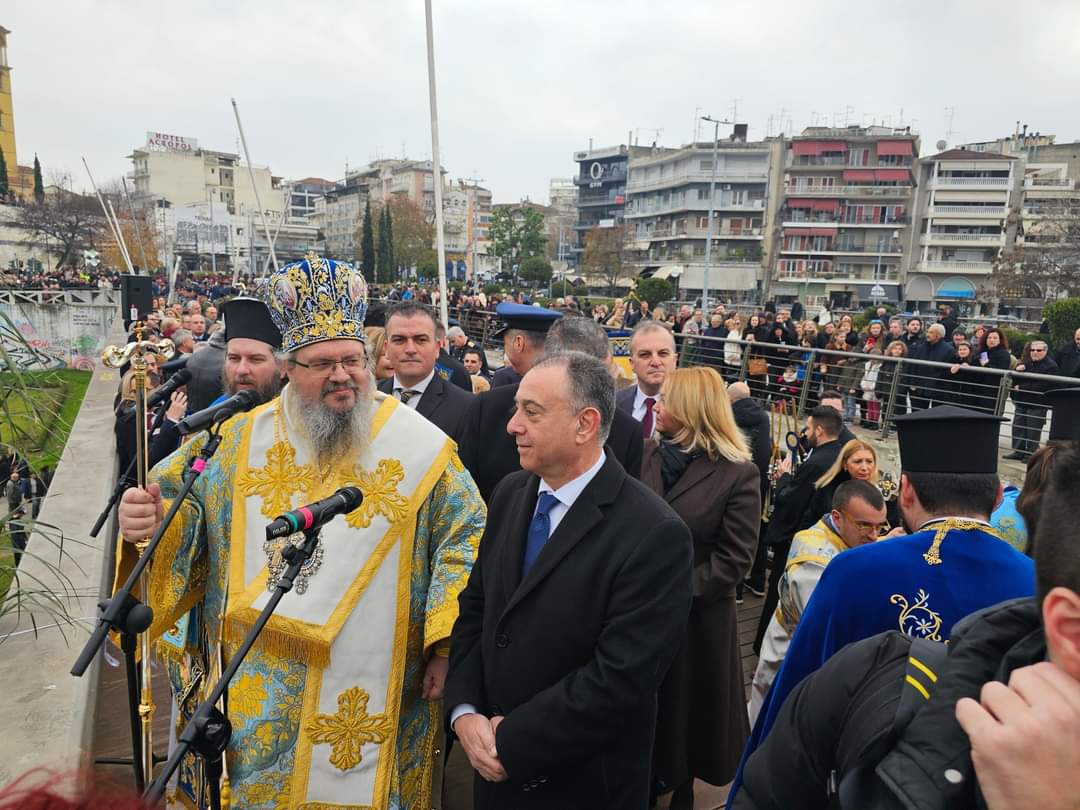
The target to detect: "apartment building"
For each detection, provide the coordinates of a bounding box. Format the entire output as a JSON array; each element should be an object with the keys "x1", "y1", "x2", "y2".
[
  {"x1": 571, "y1": 144, "x2": 656, "y2": 265},
  {"x1": 907, "y1": 149, "x2": 1020, "y2": 313},
  {"x1": 623, "y1": 131, "x2": 777, "y2": 299},
  {"x1": 128, "y1": 134, "x2": 287, "y2": 218},
  {"x1": 772, "y1": 126, "x2": 920, "y2": 309}
]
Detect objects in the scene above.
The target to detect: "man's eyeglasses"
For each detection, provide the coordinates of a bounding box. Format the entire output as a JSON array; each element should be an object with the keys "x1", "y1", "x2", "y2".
[
  {"x1": 1030, "y1": 347, "x2": 1047, "y2": 353},
  {"x1": 289, "y1": 356, "x2": 366, "y2": 375},
  {"x1": 839, "y1": 509, "x2": 890, "y2": 536}
]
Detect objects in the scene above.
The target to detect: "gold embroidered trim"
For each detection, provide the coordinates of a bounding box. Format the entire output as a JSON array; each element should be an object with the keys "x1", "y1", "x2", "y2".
[
  {"x1": 238, "y1": 439, "x2": 313, "y2": 520},
  {"x1": 305, "y1": 686, "x2": 392, "y2": 772},
  {"x1": 922, "y1": 518, "x2": 1008, "y2": 565},
  {"x1": 891, "y1": 588, "x2": 943, "y2": 641}
]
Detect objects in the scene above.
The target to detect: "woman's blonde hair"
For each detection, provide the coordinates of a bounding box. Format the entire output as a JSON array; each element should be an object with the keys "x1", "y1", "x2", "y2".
[
  {"x1": 364, "y1": 326, "x2": 387, "y2": 371},
  {"x1": 815, "y1": 438, "x2": 879, "y2": 489},
  {"x1": 660, "y1": 366, "x2": 751, "y2": 463}
]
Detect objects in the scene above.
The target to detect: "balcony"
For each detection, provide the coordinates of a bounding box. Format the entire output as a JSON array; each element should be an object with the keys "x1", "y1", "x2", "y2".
[
  {"x1": 921, "y1": 232, "x2": 1002, "y2": 247},
  {"x1": 645, "y1": 226, "x2": 764, "y2": 240},
  {"x1": 578, "y1": 196, "x2": 623, "y2": 209},
  {"x1": 1024, "y1": 177, "x2": 1075, "y2": 189},
  {"x1": 785, "y1": 184, "x2": 913, "y2": 198},
  {"x1": 625, "y1": 198, "x2": 765, "y2": 218},
  {"x1": 775, "y1": 265, "x2": 901, "y2": 282},
  {"x1": 787, "y1": 156, "x2": 849, "y2": 167},
  {"x1": 917, "y1": 260, "x2": 993, "y2": 274},
  {"x1": 933, "y1": 176, "x2": 1011, "y2": 188},
  {"x1": 838, "y1": 216, "x2": 909, "y2": 227},
  {"x1": 928, "y1": 205, "x2": 1006, "y2": 217},
  {"x1": 625, "y1": 172, "x2": 768, "y2": 194},
  {"x1": 780, "y1": 243, "x2": 902, "y2": 256}
]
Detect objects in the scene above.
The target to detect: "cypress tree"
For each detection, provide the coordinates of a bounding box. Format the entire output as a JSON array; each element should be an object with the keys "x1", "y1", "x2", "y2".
[
  {"x1": 384, "y1": 204, "x2": 395, "y2": 282},
  {"x1": 377, "y1": 205, "x2": 391, "y2": 283},
  {"x1": 33, "y1": 155, "x2": 44, "y2": 204},
  {"x1": 0, "y1": 150, "x2": 9, "y2": 199},
  {"x1": 360, "y1": 198, "x2": 376, "y2": 278}
]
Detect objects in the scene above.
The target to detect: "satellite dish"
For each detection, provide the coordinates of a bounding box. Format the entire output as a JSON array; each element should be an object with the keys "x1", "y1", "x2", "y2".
[{"x1": 936, "y1": 139, "x2": 948, "y2": 151}]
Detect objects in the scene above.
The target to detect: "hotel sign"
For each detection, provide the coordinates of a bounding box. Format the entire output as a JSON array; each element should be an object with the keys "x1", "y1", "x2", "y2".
[{"x1": 146, "y1": 132, "x2": 198, "y2": 153}]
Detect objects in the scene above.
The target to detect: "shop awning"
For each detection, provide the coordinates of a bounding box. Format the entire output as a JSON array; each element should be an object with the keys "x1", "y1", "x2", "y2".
[
  {"x1": 811, "y1": 199, "x2": 841, "y2": 213},
  {"x1": 786, "y1": 197, "x2": 816, "y2": 208},
  {"x1": 877, "y1": 141, "x2": 914, "y2": 157},
  {"x1": 935, "y1": 277, "x2": 977, "y2": 299},
  {"x1": 786, "y1": 198, "x2": 840, "y2": 212},
  {"x1": 875, "y1": 169, "x2": 910, "y2": 181},
  {"x1": 655, "y1": 265, "x2": 684, "y2": 280},
  {"x1": 843, "y1": 169, "x2": 877, "y2": 182}
]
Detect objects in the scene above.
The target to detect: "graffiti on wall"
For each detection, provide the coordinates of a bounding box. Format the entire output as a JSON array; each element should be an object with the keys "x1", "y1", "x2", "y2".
[{"x1": 0, "y1": 302, "x2": 115, "y2": 371}]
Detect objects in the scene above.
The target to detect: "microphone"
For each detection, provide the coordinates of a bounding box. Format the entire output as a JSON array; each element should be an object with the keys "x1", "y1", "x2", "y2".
[
  {"x1": 176, "y1": 389, "x2": 262, "y2": 435},
  {"x1": 265, "y1": 486, "x2": 364, "y2": 539},
  {"x1": 147, "y1": 368, "x2": 192, "y2": 409}
]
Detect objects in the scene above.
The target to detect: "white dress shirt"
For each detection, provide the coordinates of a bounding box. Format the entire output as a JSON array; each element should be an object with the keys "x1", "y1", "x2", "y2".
[
  {"x1": 392, "y1": 368, "x2": 435, "y2": 409},
  {"x1": 631, "y1": 385, "x2": 660, "y2": 437},
  {"x1": 450, "y1": 449, "x2": 607, "y2": 730}
]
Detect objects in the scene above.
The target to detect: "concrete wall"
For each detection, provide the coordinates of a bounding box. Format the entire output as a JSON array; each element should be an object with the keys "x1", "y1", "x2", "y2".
[
  {"x1": 0, "y1": 318, "x2": 122, "y2": 784},
  {"x1": 0, "y1": 292, "x2": 119, "y2": 370}
]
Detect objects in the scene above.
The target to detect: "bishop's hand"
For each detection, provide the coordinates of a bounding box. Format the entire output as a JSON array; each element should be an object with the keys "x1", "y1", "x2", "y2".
[{"x1": 118, "y1": 483, "x2": 164, "y2": 542}]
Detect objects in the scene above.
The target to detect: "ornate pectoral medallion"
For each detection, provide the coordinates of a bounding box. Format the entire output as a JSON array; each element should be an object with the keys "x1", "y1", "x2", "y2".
[{"x1": 264, "y1": 531, "x2": 325, "y2": 594}]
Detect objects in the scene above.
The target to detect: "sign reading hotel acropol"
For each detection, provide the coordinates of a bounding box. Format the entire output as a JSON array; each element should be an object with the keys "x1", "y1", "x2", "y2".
[{"x1": 145, "y1": 132, "x2": 199, "y2": 153}]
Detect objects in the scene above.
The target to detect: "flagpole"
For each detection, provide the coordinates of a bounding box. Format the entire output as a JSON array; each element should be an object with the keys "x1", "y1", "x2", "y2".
[
  {"x1": 231, "y1": 98, "x2": 280, "y2": 275},
  {"x1": 424, "y1": 0, "x2": 449, "y2": 328}
]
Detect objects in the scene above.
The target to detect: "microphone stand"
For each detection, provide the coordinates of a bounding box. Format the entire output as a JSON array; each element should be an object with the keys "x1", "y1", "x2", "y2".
[
  {"x1": 145, "y1": 524, "x2": 327, "y2": 807},
  {"x1": 71, "y1": 426, "x2": 225, "y2": 788},
  {"x1": 90, "y1": 396, "x2": 173, "y2": 539}
]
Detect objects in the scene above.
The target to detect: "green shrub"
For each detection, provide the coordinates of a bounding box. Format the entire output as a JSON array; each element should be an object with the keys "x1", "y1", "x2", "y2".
[
  {"x1": 1000, "y1": 329, "x2": 1047, "y2": 354},
  {"x1": 482, "y1": 283, "x2": 504, "y2": 296},
  {"x1": 853, "y1": 303, "x2": 898, "y2": 331},
  {"x1": 1043, "y1": 298, "x2": 1080, "y2": 348},
  {"x1": 635, "y1": 277, "x2": 675, "y2": 308}
]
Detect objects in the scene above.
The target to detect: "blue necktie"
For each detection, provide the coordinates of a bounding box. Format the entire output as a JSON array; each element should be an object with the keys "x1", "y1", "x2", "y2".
[{"x1": 522, "y1": 492, "x2": 560, "y2": 577}]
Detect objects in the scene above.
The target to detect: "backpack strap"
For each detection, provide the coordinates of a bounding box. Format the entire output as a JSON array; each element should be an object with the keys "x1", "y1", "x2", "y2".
[{"x1": 830, "y1": 637, "x2": 949, "y2": 808}]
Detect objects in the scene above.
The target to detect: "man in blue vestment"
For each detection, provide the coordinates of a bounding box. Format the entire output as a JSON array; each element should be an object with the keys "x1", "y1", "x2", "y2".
[{"x1": 728, "y1": 405, "x2": 1034, "y2": 807}]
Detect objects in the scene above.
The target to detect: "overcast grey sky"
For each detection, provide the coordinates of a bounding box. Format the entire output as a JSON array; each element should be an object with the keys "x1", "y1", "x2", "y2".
[{"x1": 7, "y1": 1, "x2": 1080, "y2": 204}]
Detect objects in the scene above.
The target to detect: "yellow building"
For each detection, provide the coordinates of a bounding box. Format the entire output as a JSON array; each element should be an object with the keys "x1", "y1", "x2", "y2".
[{"x1": 0, "y1": 26, "x2": 17, "y2": 183}]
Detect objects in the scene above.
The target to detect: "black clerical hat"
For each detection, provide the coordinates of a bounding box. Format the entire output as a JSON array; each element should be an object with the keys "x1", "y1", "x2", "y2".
[
  {"x1": 1047, "y1": 388, "x2": 1080, "y2": 441},
  {"x1": 893, "y1": 405, "x2": 1005, "y2": 474},
  {"x1": 222, "y1": 297, "x2": 282, "y2": 349}
]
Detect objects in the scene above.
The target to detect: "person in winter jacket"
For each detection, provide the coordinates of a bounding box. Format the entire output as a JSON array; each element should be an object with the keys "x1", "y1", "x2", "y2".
[{"x1": 1006, "y1": 339, "x2": 1060, "y2": 460}]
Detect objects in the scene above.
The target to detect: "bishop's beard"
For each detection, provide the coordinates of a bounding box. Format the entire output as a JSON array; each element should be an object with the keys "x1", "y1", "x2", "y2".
[{"x1": 287, "y1": 375, "x2": 374, "y2": 468}]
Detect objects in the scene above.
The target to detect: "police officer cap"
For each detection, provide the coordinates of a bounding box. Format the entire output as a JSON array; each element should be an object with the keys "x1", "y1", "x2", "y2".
[
  {"x1": 893, "y1": 405, "x2": 1005, "y2": 474},
  {"x1": 1047, "y1": 388, "x2": 1080, "y2": 441},
  {"x1": 493, "y1": 302, "x2": 563, "y2": 337},
  {"x1": 223, "y1": 297, "x2": 282, "y2": 349}
]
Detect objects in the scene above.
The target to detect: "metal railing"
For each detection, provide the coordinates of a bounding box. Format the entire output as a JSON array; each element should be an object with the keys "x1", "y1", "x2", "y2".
[{"x1": 670, "y1": 334, "x2": 1078, "y2": 453}]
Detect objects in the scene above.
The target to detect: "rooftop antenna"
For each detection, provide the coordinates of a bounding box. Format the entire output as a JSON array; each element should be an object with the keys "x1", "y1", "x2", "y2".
[
  {"x1": 843, "y1": 105, "x2": 854, "y2": 127},
  {"x1": 693, "y1": 107, "x2": 702, "y2": 143},
  {"x1": 730, "y1": 97, "x2": 743, "y2": 123},
  {"x1": 944, "y1": 106, "x2": 957, "y2": 141}
]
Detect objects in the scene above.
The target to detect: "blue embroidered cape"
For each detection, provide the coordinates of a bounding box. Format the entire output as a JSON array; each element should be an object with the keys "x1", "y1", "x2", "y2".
[{"x1": 728, "y1": 523, "x2": 1034, "y2": 808}]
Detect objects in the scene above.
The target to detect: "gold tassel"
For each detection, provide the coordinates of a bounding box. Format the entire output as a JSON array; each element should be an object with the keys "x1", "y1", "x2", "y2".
[{"x1": 222, "y1": 615, "x2": 331, "y2": 669}]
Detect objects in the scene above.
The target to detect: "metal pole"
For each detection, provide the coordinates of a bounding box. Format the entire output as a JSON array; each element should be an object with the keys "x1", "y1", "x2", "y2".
[
  {"x1": 231, "y1": 99, "x2": 279, "y2": 274},
  {"x1": 425, "y1": 0, "x2": 450, "y2": 329},
  {"x1": 702, "y1": 119, "x2": 719, "y2": 310},
  {"x1": 120, "y1": 178, "x2": 150, "y2": 273},
  {"x1": 82, "y1": 158, "x2": 133, "y2": 274},
  {"x1": 208, "y1": 189, "x2": 217, "y2": 277}
]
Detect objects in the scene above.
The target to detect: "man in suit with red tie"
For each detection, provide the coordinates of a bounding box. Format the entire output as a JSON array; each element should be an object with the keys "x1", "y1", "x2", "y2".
[
  {"x1": 616, "y1": 321, "x2": 678, "y2": 439},
  {"x1": 445, "y1": 351, "x2": 693, "y2": 809}
]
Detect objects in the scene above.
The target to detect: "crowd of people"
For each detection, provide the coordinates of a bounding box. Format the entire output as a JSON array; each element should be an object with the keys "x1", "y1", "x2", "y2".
[{"x1": 4, "y1": 253, "x2": 1079, "y2": 808}]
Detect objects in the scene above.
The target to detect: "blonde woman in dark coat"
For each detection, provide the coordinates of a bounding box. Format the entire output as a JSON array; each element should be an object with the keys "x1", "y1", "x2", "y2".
[{"x1": 643, "y1": 366, "x2": 761, "y2": 809}]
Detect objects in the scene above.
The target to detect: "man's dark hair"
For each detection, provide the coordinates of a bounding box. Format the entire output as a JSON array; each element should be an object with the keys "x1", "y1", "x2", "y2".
[
  {"x1": 506, "y1": 328, "x2": 547, "y2": 351},
  {"x1": 820, "y1": 389, "x2": 843, "y2": 401},
  {"x1": 385, "y1": 302, "x2": 438, "y2": 332},
  {"x1": 832, "y1": 479, "x2": 885, "y2": 513},
  {"x1": 463, "y1": 347, "x2": 483, "y2": 362},
  {"x1": 531, "y1": 351, "x2": 615, "y2": 443},
  {"x1": 808, "y1": 405, "x2": 844, "y2": 438},
  {"x1": 1033, "y1": 443, "x2": 1080, "y2": 603},
  {"x1": 545, "y1": 315, "x2": 612, "y2": 360},
  {"x1": 904, "y1": 471, "x2": 1000, "y2": 521}
]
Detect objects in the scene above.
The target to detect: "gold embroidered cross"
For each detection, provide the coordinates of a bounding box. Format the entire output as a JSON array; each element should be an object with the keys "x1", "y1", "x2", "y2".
[
  {"x1": 305, "y1": 686, "x2": 392, "y2": 771},
  {"x1": 238, "y1": 440, "x2": 314, "y2": 520},
  {"x1": 339, "y1": 458, "x2": 409, "y2": 529}
]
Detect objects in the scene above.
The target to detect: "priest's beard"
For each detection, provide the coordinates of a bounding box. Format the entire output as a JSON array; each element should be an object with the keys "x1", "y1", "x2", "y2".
[
  {"x1": 287, "y1": 376, "x2": 374, "y2": 468},
  {"x1": 222, "y1": 364, "x2": 283, "y2": 404}
]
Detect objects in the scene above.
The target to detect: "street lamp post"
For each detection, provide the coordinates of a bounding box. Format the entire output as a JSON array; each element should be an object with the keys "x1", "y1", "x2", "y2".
[{"x1": 700, "y1": 115, "x2": 733, "y2": 311}]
